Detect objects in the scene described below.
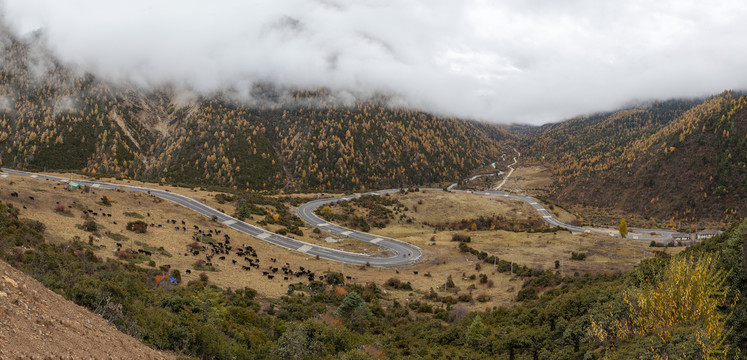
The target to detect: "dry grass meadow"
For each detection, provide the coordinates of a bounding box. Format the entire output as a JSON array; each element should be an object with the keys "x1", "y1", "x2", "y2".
[{"x1": 0, "y1": 171, "x2": 683, "y2": 310}]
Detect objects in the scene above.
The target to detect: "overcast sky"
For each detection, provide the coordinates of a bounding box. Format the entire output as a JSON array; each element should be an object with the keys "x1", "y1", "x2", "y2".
[{"x1": 3, "y1": 0, "x2": 747, "y2": 124}]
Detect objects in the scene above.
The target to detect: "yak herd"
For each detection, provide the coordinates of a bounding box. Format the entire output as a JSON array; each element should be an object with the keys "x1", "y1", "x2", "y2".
[{"x1": 5, "y1": 185, "x2": 341, "y2": 285}]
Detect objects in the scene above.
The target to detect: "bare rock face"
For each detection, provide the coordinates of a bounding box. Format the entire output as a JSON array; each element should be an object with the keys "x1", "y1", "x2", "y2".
[{"x1": 0, "y1": 260, "x2": 174, "y2": 359}]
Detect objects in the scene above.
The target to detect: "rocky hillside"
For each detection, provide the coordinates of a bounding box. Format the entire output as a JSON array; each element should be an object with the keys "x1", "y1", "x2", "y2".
[
  {"x1": 523, "y1": 92, "x2": 747, "y2": 226},
  {"x1": 0, "y1": 25, "x2": 512, "y2": 192},
  {"x1": 0, "y1": 260, "x2": 173, "y2": 359}
]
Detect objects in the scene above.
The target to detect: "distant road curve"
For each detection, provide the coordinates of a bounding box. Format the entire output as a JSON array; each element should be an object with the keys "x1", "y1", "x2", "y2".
[
  {"x1": 0, "y1": 168, "x2": 422, "y2": 267},
  {"x1": 298, "y1": 187, "x2": 676, "y2": 244}
]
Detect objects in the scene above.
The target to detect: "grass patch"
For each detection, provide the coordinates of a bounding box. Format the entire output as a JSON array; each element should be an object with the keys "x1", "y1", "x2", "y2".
[
  {"x1": 55, "y1": 210, "x2": 74, "y2": 218},
  {"x1": 32, "y1": 188, "x2": 48, "y2": 192},
  {"x1": 134, "y1": 241, "x2": 172, "y2": 257},
  {"x1": 193, "y1": 264, "x2": 220, "y2": 272},
  {"x1": 123, "y1": 211, "x2": 144, "y2": 219},
  {"x1": 106, "y1": 232, "x2": 129, "y2": 242},
  {"x1": 196, "y1": 235, "x2": 217, "y2": 245}
]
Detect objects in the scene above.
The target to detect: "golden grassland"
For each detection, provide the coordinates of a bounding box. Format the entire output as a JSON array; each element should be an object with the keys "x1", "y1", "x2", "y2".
[{"x1": 0, "y1": 172, "x2": 684, "y2": 310}]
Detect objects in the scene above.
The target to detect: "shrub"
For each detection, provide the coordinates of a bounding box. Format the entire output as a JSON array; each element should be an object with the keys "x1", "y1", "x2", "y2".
[
  {"x1": 487, "y1": 279, "x2": 494, "y2": 288},
  {"x1": 570, "y1": 252, "x2": 587, "y2": 261},
  {"x1": 171, "y1": 269, "x2": 181, "y2": 282},
  {"x1": 100, "y1": 196, "x2": 111, "y2": 205},
  {"x1": 448, "y1": 305, "x2": 469, "y2": 322},
  {"x1": 457, "y1": 293, "x2": 472, "y2": 302},
  {"x1": 451, "y1": 234, "x2": 471, "y2": 243},
  {"x1": 325, "y1": 272, "x2": 344, "y2": 285},
  {"x1": 25, "y1": 219, "x2": 46, "y2": 233},
  {"x1": 126, "y1": 220, "x2": 148, "y2": 233},
  {"x1": 416, "y1": 302, "x2": 433, "y2": 313},
  {"x1": 476, "y1": 293, "x2": 490, "y2": 302},
  {"x1": 81, "y1": 220, "x2": 99, "y2": 232},
  {"x1": 479, "y1": 274, "x2": 488, "y2": 284},
  {"x1": 517, "y1": 287, "x2": 538, "y2": 301},
  {"x1": 385, "y1": 278, "x2": 413, "y2": 290}
]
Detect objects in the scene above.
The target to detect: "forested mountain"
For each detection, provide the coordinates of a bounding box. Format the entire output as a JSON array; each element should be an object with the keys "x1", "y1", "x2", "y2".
[
  {"x1": 0, "y1": 28, "x2": 511, "y2": 192},
  {"x1": 523, "y1": 93, "x2": 747, "y2": 225}
]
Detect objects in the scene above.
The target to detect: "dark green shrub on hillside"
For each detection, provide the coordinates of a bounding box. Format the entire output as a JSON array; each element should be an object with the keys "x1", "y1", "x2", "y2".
[{"x1": 126, "y1": 220, "x2": 147, "y2": 233}]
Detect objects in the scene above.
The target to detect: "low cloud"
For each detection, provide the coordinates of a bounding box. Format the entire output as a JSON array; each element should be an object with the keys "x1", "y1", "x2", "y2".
[{"x1": 3, "y1": 0, "x2": 747, "y2": 124}]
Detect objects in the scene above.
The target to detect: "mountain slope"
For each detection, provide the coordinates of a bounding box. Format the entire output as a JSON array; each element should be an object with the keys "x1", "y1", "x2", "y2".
[
  {"x1": 526, "y1": 92, "x2": 746, "y2": 225},
  {"x1": 0, "y1": 259, "x2": 173, "y2": 359},
  {"x1": 0, "y1": 28, "x2": 512, "y2": 192}
]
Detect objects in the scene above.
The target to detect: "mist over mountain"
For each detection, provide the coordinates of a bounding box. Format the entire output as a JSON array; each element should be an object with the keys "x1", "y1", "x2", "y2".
[{"x1": 4, "y1": 0, "x2": 747, "y2": 124}]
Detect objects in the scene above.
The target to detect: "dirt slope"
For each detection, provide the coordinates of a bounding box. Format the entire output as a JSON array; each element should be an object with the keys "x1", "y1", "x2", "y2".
[{"x1": 0, "y1": 260, "x2": 175, "y2": 359}]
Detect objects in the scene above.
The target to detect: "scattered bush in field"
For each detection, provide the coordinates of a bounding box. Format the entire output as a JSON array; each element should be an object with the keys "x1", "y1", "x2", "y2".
[
  {"x1": 100, "y1": 196, "x2": 111, "y2": 205},
  {"x1": 325, "y1": 272, "x2": 344, "y2": 285},
  {"x1": 555, "y1": 260, "x2": 560, "y2": 269},
  {"x1": 570, "y1": 252, "x2": 587, "y2": 261},
  {"x1": 476, "y1": 293, "x2": 490, "y2": 302},
  {"x1": 126, "y1": 220, "x2": 148, "y2": 233},
  {"x1": 479, "y1": 274, "x2": 488, "y2": 284},
  {"x1": 451, "y1": 234, "x2": 471, "y2": 243},
  {"x1": 123, "y1": 211, "x2": 143, "y2": 219},
  {"x1": 457, "y1": 293, "x2": 472, "y2": 302},
  {"x1": 214, "y1": 193, "x2": 236, "y2": 204},
  {"x1": 81, "y1": 220, "x2": 100, "y2": 232},
  {"x1": 487, "y1": 279, "x2": 494, "y2": 288},
  {"x1": 384, "y1": 278, "x2": 413, "y2": 290}
]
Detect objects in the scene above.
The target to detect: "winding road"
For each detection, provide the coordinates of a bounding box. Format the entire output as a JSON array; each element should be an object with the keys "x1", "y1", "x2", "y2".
[
  {"x1": 1, "y1": 168, "x2": 420, "y2": 266},
  {"x1": 2, "y1": 165, "x2": 676, "y2": 267}
]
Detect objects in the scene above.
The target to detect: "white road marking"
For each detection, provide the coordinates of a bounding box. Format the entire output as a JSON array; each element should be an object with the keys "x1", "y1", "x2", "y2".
[
  {"x1": 317, "y1": 223, "x2": 329, "y2": 227},
  {"x1": 257, "y1": 232, "x2": 271, "y2": 239},
  {"x1": 0, "y1": 174, "x2": 7, "y2": 178},
  {"x1": 222, "y1": 219, "x2": 236, "y2": 226},
  {"x1": 340, "y1": 231, "x2": 353, "y2": 236},
  {"x1": 30, "y1": 174, "x2": 38, "y2": 178},
  {"x1": 370, "y1": 238, "x2": 383, "y2": 244},
  {"x1": 543, "y1": 215, "x2": 551, "y2": 218},
  {"x1": 297, "y1": 245, "x2": 313, "y2": 253},
  {"x1": 91, "y1": 184, "x2": 101, "y2": 188}
]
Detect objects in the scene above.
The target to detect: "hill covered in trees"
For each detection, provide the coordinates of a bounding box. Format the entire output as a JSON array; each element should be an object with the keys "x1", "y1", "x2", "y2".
[
  {"x1": 521, "y1": 93, "x2": 747, "y2": 226},
  {"x1": 0, "y1": 27, "x2": 511, "y2": 192}
]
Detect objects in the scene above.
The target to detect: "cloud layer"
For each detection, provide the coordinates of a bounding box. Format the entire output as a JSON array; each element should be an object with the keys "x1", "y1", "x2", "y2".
[{"x1": 3, "y1": 0, "x2": 747, "y2": 124}]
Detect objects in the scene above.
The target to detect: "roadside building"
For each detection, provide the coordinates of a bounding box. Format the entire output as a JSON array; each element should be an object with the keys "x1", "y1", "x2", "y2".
[
  {"x1": 672, "y1": 233, "x2": 690, "y2": 242},
  {"x1": 696, "y1": 230, "x2": 722, "y2": 240},
  {"x1": 67, "y1": 181, "x2": 81, "y2": 190}
]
